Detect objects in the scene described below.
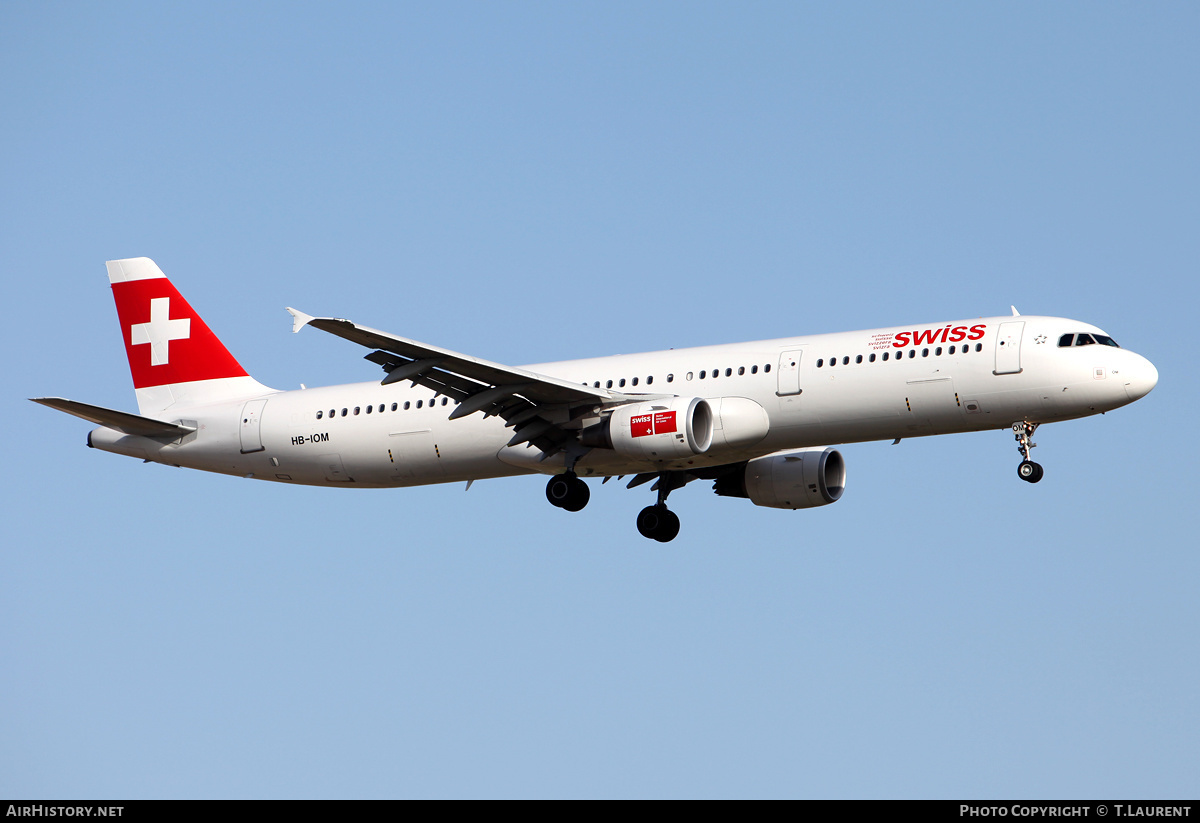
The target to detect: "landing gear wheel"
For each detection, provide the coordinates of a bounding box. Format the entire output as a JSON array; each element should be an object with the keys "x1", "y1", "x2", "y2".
[
  {"x1": 656, "y1": 509, "x2": 680, "y2": 542},
  {"x1": 1012, "y1": 421, "x2": 1044, "y2": 484},
  {"x1": 1017, "y1": 460, "x2": 1044, "y2": 483},
  {"x1": 562, "y1": 479, "x2": 590, "y2": 511},
  {"x1": 636, "y1": 505, "x2": 680, "y2": 542},
  {"x1": 546, "y1": 473, "x2": 590, "y2": 511}
]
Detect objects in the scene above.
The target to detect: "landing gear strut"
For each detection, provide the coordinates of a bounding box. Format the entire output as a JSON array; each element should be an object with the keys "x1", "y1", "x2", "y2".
[
  {"x1": 546, "y1": 472, "x2": 590, "y2": 512},
  {"x1": 635, "y1": 472, "x2": 688, "y2": 542},
  {"x1": 1013, "y1": 421, "x2": 1044, "y2": 484}
]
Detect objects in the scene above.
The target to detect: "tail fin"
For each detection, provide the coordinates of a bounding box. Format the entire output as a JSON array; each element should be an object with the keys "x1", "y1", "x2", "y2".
[{"x1": 107, "y1": 257, "x2": 273, "y2": 414}]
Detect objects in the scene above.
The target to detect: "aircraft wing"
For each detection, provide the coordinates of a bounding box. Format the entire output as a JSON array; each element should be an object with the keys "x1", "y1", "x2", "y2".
[
  {"x1": 287, "y1": 309, "x2": 668, "y2": 459},
  {"x1": 31, "y1": 397, "x2": 196, "y2": 438}
]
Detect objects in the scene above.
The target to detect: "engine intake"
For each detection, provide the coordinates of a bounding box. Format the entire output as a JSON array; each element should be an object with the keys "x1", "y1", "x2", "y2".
[{"x1": 582, "y1": 397, "x2": 714, "y2": 461}]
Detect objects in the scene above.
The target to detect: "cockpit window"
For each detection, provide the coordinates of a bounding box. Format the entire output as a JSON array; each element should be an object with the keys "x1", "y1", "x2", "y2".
[{"x1": 1060, "y1": 332, "x2": 1120, "y2": 348}]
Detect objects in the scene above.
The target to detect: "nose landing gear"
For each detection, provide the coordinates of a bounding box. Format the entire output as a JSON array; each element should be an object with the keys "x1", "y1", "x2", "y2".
[{"x1": 1013, "y1": 421, "x2": 1044, "y2": 483}]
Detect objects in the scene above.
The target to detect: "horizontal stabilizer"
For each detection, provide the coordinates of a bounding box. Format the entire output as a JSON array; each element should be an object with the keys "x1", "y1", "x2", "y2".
[{"x1": 30, "y1": 397, "x2": 196, "y2": 438}]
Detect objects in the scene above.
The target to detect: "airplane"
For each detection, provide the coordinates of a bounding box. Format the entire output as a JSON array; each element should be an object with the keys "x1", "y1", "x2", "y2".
[{"x1": 32, "y1": 257, "x2": 1158, "y2": 542}]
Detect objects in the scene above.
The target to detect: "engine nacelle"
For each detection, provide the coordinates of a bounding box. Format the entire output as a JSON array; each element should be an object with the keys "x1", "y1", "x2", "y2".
[
  {"x1": 708, "y1": 396, "x2": 770, "y2": 451},
  {"x1": 584, "y1": 397, "x2": 714, "y2": 461},
  {"x1": 715, "y1": 447, "x2": 846, "y2": 509}
]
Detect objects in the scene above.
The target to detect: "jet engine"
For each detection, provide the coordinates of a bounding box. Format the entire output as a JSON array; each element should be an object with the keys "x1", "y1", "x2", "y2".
[
  {"x1": 714, "y1": 447, "x2": 845, "y2": 509},
  {"x1": 582, "y1": 397, "x2": 714, "y2": 460}
]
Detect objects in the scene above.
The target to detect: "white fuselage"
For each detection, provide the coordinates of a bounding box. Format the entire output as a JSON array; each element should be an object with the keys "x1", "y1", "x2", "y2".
[{"x1": 88, "y1": 315, "x2": 1157, "y2": 488}]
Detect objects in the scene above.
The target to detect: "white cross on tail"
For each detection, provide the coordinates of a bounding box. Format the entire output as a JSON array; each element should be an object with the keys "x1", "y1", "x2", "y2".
[{"x1": 131, "y1": 297, "x2": 190, "y2": 365}]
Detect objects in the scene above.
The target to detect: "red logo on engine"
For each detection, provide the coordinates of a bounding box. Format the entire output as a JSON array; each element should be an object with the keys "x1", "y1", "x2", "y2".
[{"x1": 631, "y1": 411, "x2": 677, "y2": 438}]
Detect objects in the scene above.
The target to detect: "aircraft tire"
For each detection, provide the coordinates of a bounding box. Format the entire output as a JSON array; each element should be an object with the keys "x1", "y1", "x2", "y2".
[
  {"x1": 1017, "y1": 460, "x2": 1044, "y2": 483},
  {"x1": 546, "y1": 474, "x2": 572, "y2": 508},
  {"x1": 655, "y1": 509, "x2": 680, "y2": 543},
  {"x1": 547, "y1": 473, "x2": 589, "y2": 511},
  {"x1": 562, "y1": 477, "x2": 590, "y2": 512},
  {"x1": 637, "y1": 505, "x2": 679, "y2": 542}
]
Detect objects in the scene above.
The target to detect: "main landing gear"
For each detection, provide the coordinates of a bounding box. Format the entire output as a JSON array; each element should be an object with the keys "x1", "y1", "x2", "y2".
[
  {"x1": 546, "y1": 472, "x2": 590, "y2": 512},
  {"x1": 1013, "y1": 421, "x2": 1044, "y2": 484},
  {"x1": 545, "y1": 468, "x2": 687, "y2": 542},
  {"x1": 637, "y1": 504, "x2": 680, "y2": 543},
  {"x1": 635, "y1": 472, "x2": 687, "y2": 543}
]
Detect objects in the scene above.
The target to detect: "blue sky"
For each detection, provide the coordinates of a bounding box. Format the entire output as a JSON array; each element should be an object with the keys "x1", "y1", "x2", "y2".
[{"x1": 3, "y1": 2, "x2": 1197, "y2": 798}]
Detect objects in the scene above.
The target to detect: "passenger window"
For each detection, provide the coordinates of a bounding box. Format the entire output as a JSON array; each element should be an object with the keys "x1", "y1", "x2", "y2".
[
  {"x1": 341, "y1": 408, "x2": 347, "y2": 417},
  {"x1": 948, "y1": 346, "x2": 955, "y2": 355},
  {"x1": 829, "y1": 357, "x2": 835, "y2": 368},
  {"x1": 751, "y1": 365, "x2": 758, "y2": 374},
  {"x1": 856, "y1": 355, "x2": 862, "y2": 364},
  {"x1": 416, "y1": 400, "x2": 422, "y2": 409},
  {"x1": 842, "y1": 356, "x2": 849, "y2": 365},
  {"x1": 354, "y1": 407, "x2": 360, "y2": 415},
  {"x1": 442, "y1": 397, "x2": 448, "y2": 406},
  {"x1": 909, "y1": 350, "x2": 916, "y2": 359},
  {"x1": 667, "y1": 374, "x2": 674, "y2": 383},
  {"x1": 686, "y1": 372, "x2": 693, "y2": 381},
  {"x1": 391, "y1": 403, "x2": 398, "y2": 411},
  {"x1": 632, "y1": 377, "x2": 638, "y2": 386},
  {"x1": 316, "y1": 410, "x2": 323, "y2": 419},
  {"x1": 882, "y1": 352, "x2": 889, "y2": 361},
  {"x1": 594, "y1": 381, "x2": 600, "y2": 388},
  {"x1": 922, "y1": 348, "x2": 929, "y2": 357},
  {"x1": 935, "y1": 347, "x2": 942, "y2": 356},
  {"x1": 606, "y1": 380, "x2": 613, "y2": 389},
  {"x1": 975, "y1": 343, "x2": 982, "y2": 352},
  {"x1": 869, "y1": 353, "x2": 876, "y2": 362},
  {"x1": 647, "y1": 376, "x2": 654, "y2": 385},
  {"x1": 817, "y1": 359, "x2": 824, "y2": 368},
  {"x1": 738, "y1": 366, "x2": 745, "y2": 375},
  {"x1": 700, "y1": 370, "x2": 707, "y2": 379},
  {"x1": 725, "y1": 368, "x2": 732, "y2": 377},
  {"x1": 404, "y1": 401, "x2": 410, "y2": 410},
  {"x1": 619, "y1": 378, "x2": 626, "y2": 387},
  {"x1": 366, "y1": 405, "x2": 373, "y2": 414},
  {"x1": 764, "y1": 364, "x2": 771, "y2": 372}
]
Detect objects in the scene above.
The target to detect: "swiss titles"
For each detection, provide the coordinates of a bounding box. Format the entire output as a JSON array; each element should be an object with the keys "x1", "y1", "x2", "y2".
[{"x1": 892, "y1": 324, "x2": 986, "y2": 349}]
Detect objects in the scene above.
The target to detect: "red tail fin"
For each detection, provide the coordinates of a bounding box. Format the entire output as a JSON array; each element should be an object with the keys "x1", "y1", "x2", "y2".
[{"x1": 106, "y1": 258, "x2": 271, "y2": 414}]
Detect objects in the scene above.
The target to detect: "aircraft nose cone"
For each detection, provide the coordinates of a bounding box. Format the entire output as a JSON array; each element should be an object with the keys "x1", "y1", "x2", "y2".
[{"x1": 1124, "y1": 355, "x2": 1158, "y2": 402}]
